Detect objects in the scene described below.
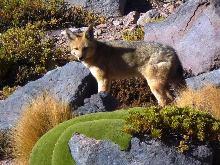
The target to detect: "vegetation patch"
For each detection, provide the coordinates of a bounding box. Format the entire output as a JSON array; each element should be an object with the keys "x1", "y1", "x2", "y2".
[
  {"x1": 0, "y1": 23, "x2": 65, "y2": 88},
  {"x1": 110, "y1": 78, "x2": 157, "y2": 108},
  {"x1": 0, "y1": 131, "x2": 13, "y2": 160},
  {"x1": 0, "y1": 0, "x2": 105, "y2": 32},
  {"x1": 30, "y1": 107, "x2": 220, "y2": 164},
  {"x1": 12, "y1": 94, "x2": 72, "y2": 164},
  {"x1": 176, "y1": 86, "x2": 220, "y2": 119},
  {"x1": 122, "y1": 26, "x2": 144, "y2": 41},
  {"x1": 52, "y1": 119, "x2": 130, "y2": 165},
  {"x1": 123, "y1": 106, "x2": 220, "y2": 153},
  {"x1": 29, "y1": 109, "x2": 134, "y2": 165}
]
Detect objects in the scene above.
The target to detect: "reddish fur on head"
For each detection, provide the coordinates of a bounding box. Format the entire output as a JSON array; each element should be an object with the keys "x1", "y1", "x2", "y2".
[{"x1": 65, "y1": 25, "x2": 96, "y2": 61}]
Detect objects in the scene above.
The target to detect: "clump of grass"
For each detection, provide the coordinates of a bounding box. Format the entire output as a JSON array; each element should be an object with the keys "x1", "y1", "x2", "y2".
[
  {"x1": 12, "y1": 94, "x2": 73, "y2": 164},
  {"x1": 176, "y1": 86, "x2": 220, "y2": 119},
  {"x1": 122, "y1": 26, "x2": 144, "y2": 41},
  {"x1": 123, "y1": 106, "x2": 220, "y2": 153}
]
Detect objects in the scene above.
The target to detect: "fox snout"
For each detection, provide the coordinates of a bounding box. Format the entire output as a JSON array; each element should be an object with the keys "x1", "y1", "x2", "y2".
[{"x1": 71, "y1": 50, "x2": 84, "y2": 61}]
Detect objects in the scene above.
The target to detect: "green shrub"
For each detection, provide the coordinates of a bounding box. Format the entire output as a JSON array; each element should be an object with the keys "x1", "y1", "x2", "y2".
[
  {"x1": 122, "y1": 27, "x2": 144, "y2": 41},
  {"x1": 2, "y1": 86, "x2": 17, "y2": 99},
  {"x1": 123, "y1": 106, "x2": 220, "y2": 152},
  {"x1": 0, "y1": 131, "x2": 13, "y2": 160},
  {"x1": 0, "y1": 23, "x2": 64, "y2": 87},
  {"x1": 0, "y1": 0, "x2": 105, "y2": 32}
]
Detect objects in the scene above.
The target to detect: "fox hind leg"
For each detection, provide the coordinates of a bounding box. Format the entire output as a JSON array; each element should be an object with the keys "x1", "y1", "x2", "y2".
[
  {"x1": 142, "y1": 63, "x2": 174, "y2": 106},
  {"x1": 97, "y1": 78, "x2": 111, "y2": 93},
  {"x1": 147, "y1": 79, "x2": 172, "y2": 106}
]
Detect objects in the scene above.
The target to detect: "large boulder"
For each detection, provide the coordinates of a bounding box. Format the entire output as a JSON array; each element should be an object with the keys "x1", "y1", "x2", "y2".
[
  {"x1": 69, "y1": 133, "x2": 216, "y2": 165},
  {"x1": 0, "y1": 62, "x2": 97, "y2": 131},
  {"x1": 144, "y1": 0, "x2": 220, "y2": 75},
  {"x1": 186, "y1": 69, "x2": 220, "y2": 90},
  {"x1": 65, "y1": 0, "x2": 127, "y2": 18}
]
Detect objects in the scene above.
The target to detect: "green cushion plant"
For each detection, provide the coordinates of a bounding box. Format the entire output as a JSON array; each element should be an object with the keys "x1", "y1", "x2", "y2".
[{"x1": 29, "y1": 109, "x2": 137, "y2": 165}]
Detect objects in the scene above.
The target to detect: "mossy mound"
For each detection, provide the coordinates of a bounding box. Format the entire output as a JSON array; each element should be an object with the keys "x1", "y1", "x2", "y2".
[
  {"x1": 30, "y1": 106, "x2": 220, "y2": 165},
  {"x1": 29, "y1": 109, "x2": 142, "y2": 165}
]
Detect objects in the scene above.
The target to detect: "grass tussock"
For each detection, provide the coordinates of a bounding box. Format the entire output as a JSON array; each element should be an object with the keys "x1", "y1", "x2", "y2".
[
  {"x1": 12, "y1": 94, "x2": 73, "y2": 164},
  {"x1": 176, "y1": 86, "x2": 220, "y2": 119}
]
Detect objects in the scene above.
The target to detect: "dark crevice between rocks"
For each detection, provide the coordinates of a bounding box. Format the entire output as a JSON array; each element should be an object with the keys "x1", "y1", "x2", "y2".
[
  {"x1": 74, "y1": 92, "x2": 118, "y2": 116},
  {"x1": 124, "y1": 0, "x2": 152, "y2": 15},
  {"x1": 70, "y1": 73, "x2": 98, "y2": 110},
  {"x1": 211, "y1": 142, "x2": 220, "y2": 165}
]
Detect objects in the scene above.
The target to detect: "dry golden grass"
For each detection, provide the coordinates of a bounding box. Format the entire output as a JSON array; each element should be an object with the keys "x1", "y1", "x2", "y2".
[
  {"x1": 176, "y1": 85, "x2": 220, "y2": 119},
  {"x1": 12, "y1": 94, "x2": 73, "y2": 164}
]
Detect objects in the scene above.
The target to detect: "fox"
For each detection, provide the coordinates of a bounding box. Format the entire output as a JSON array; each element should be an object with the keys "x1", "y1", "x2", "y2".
[{"x1": 65, "y1": 25, "x2": 185, "y2": 106}]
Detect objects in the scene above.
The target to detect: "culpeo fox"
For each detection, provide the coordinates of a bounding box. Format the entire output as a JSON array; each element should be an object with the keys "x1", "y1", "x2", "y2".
[{"x1": 65, "y1": 25, "x2": 185, "y2": 106}]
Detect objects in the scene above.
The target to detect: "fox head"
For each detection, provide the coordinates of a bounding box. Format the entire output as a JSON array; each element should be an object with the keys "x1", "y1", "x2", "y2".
[{"x1": 65, "y1": 25, "x2": 96, "y2": 61}]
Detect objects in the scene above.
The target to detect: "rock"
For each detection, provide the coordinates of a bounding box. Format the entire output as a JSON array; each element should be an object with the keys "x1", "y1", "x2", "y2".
[
  {"x1": 137, "y1": 9, "x2": 160, "y2": 26},
  {"x1": 186, "y1": 69, "x2": 220, "y2": 90},
  {"x1": 123, "y1": 11, "x2": 140, "y2": 26},
  {"x1": 69, "y1": 133, "x2": 128, "y2": 165},
  {"x1": 113, "y1": 20, "x2": 123, "y2": 26},
  {"x1": 74, "y1": 92, "x2": 118, "y2": 115},
  {"x1": 96, "y1": 23, "x2": 107, "y2": 29},
  {"x1": 144, "y1": 0, "x2": 220, "y2": 75},
  {"x1": 94, "y1": 29, "x2": 102, "y2": 37},
  {"x1": 69, "y1": 133, "x2": 215, "y2": 165},
  {"x1": 0, "y1": 62, "x2": 97, "y2": 131},
  {"x1": 66, "y1": 0, "x2": 127, "y2": 18}
]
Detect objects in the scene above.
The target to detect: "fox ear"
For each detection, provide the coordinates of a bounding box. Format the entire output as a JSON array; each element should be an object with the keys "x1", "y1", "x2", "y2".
[
  {"x1": 83, "y1": 25, "x2": 94, "y2": 40},
  {"x1": 65, "y1": 29, "x2": 77, "y2": 40}
]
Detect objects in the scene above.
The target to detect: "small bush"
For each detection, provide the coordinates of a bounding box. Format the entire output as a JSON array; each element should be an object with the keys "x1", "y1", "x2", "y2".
[
  {"x1": 122, "y1": 27, "x2": 144, "y2": 41},
  {"x1": 123, "y1": 106, "x2": 220, "y2": 153},
  {"x1": 0, "y1": 131, "x2": 13, "y2": 160},
  {"x1": 0, "y1": 23, "x2": 65, "y2": 87},
  {"x1": 176, "y1": 86, "x2": 220, "y2": 119},
  {"x1": 110, "y1": 78, "x2": 156, "y2": 108},
  {"x1": 12, "y1": 94, "x2": 73, "y2": 164},
  {"x1": 1, "y1": 86, "x2": 18, "y2": 99},
  {"x1": 0, "y1": 0, "x2": 105, "y2": 32}
]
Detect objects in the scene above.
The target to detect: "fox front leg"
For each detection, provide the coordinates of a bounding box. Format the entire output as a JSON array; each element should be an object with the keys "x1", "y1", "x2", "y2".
[{"x1": 97, "y1": 78, "x2": 111, "y2": 92}]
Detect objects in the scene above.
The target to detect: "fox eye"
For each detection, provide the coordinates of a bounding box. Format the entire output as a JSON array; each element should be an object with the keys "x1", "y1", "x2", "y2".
[{"x1": 74, "y1": 48, "x2": 79, "y2": 50}]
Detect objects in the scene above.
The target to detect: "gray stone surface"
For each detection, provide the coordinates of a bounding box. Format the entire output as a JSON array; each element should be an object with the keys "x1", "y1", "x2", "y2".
[
  {"x1": 186, "y1": 69, "x2": 220, "y2": 90},
  {"x1": 74, "y1": 92, "x2": 118, "y2": 115},
  {"x1": 69, "y1": 133, "x2": 214, "y2": 165},
  {"x1": 144, "y1": 0, "x2": 220, "y2": 75},
  {"x1": 66, "y1": 0, "x2": 127, "y2": 18},
  {"x1": 0, "y1": 62, "x2": 97, "y2": 131}
]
